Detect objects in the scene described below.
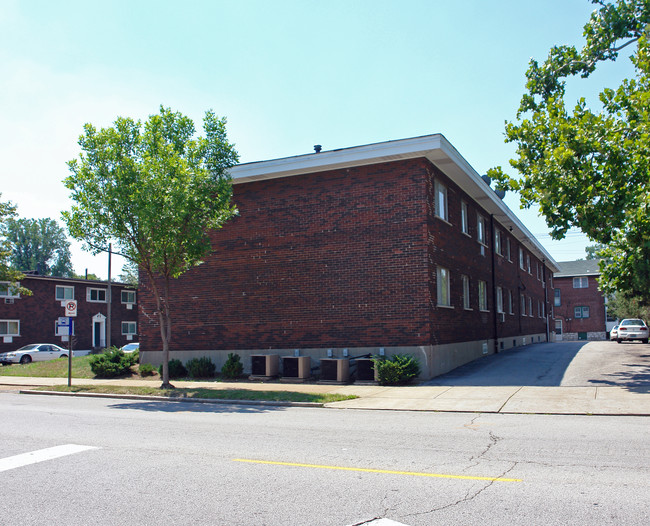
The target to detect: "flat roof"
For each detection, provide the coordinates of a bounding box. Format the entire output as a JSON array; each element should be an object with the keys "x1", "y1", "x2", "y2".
[{"x1": 229, "y1": 134, "x2": 559, "y2": 272}]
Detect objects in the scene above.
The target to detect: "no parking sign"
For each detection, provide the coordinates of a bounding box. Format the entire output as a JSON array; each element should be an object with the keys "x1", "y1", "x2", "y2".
[{"x1": 65, "y1": 300, "x2": 77, "y2": 317}]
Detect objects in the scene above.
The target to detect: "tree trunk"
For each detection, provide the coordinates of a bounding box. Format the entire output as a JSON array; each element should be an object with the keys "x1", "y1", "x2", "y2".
[{"x1": 149, "y1": 270, "x2": 174, "y2": 389}]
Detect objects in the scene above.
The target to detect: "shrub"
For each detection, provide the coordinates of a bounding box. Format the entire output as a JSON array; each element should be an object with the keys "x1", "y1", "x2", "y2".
[
  {"x1": 185, "y1": 356, "x2": 216, "y2": 379},
  {"x1": 139, "y1": 363, "x2": 155, "y2": 377},
  {"x1": 90, "y1": 347, "x2": 137, "y2": 378},
  {"x1": 159, "y1": 359, "x2": 188, "y2": 379},
  {"x1": 221, "y1": 353, "x2": 243, "y2": 379},
  {"x1": 372, "y1": 354, "x2": 421, "y2": 386}
]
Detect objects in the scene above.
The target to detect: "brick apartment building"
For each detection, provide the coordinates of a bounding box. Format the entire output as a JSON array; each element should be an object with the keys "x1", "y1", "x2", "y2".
[
  {"x1": 0, "y1": 274, "x2": 138, "y2": 353},
  {"x1": 553, "y1": 260, "x2": 613, "y2": 341},
  {"x1": 139, "y1": 134, "x2": 559, "y2": 379}
]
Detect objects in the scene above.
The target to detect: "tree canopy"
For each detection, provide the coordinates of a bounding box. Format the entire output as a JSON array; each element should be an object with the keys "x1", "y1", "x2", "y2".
[
  {"x1": 0, "y1": 195, "x2": 31, "y2": 296},
  {"x1": 63, "y1": 106, "x2": 238, "y2": 387},
  {"x1": 489, "y1": 0, "x2": 650, "y2": 301},
  {"x1": 5, "y1": 217, "x2": 74, "y2": 277}
]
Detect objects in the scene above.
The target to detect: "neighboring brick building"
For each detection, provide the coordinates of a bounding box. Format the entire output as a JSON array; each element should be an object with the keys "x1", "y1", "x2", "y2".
[
  {"x1": 0, "y1": 274, "x2": 138, "y2": 353},
  {"x1": 139, "y1": 134, "x2": 559, "y2": 379},
  {"x1": 552, "y1": 260, "x2": 612, "y2": 341}
]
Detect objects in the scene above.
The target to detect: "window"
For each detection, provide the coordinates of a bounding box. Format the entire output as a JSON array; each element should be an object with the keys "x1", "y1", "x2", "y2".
[
  {"x1": 527, "y1": 254, "x2": 531, "y2": 274},
  {"x1": 87, "y1": 288, "x2": 107, "y2": 302},
  {"x1": 508, "y1": 290, "x2": 513, "y2": 314},
  {"x1": 477, "y1": 215, "x2": 487, "y2": 246},
  {"x1": 554, "y1": 289, "x2": 561, "y2": 306},
  {"x1": 0, "y1": 320, "x2": 19, "y2": 336},
  {"x1": 573, "y1": 277, "x2": 589, "y2": 288},
  {"x1": 478, "y1": 280, "x2": 488, "y2": 311},
  {"x1": 521, "y1": 294, "x2": 526, "y2": 316},
  {"x1": 519, "y1": 248, "x2": 525, "y2": 270},
  {"x1": 494, "y1": 228, "x2": 502, "y2": 256},
  {"x1": 0, "y1": 282, "x2": 20, "y2": 299},
  {"x1": 121, "y1": 321, "x2": 137, "y2": 335},
  {"x1": 121, "y1": 290, "x2": 136, "y2": 304},
  {"x1": 461, "y1": 201, "x2": 469, "y2": 234},
  {"x1": 56, "y1": 285, "x2": 74, "y2": 300},
  {"x1": 437, "y1": 267, "x2": 451, "y2": 307},
  {"x1": 529, "y1": 297, "x2": 533, "y2": 317},
  {"x1": 574, "y1": 306, "x2": 590, "y2": 318},
  {"x1": 435, "y1": 180, "x2": 448, "y2": 221},
  {"x1": 462, "y1": 275, "x2": 470, "y2": 309},
  {"x1": 506, "y1": 238, "x2": 511, "y2": 261},
  {"x1": 496, "y1": 286, "x2": 504, "y2": 313}
]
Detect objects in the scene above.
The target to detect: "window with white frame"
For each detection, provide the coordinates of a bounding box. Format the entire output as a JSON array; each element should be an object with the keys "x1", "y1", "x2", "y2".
[
  {"x1": 121, "y1": 321, "x2": 137, "y2": 335},
  {"x1": 519, "y1": 248, "x2": 525, "y2": 270},
  {"x1": 478, "y1": 280, "x2": 488, "y2": 311},
  {"x1": 121, "y1": 290, "x2": 136, "y2": 304},
  {"x1": 494, "y1": 228, "x2": 502, "y2": 256},
  {"x1": 437, "y1": 267, "x2": 451, "y2": 307},
  {"x1": 462, "y1": 275, "x2": 470, "y2": 309},
  {"x1": 55, "y1": 285, "x2": 74, "y2": 301},
  {"x1": 508, "y1": 290, "x2": 513, "y2": 314},
  {"x1": 87, "y1": 288, "x2": 107, "y2": 302},
  {"x1": 496, "y1": 286, "x2": 504, "y2": 313},
  {"x1": 573, "y1": 277, "x2": 589, "y2": 288},
  {"x1": 461, "y1": 201, "x2": 469, "y2": 234},
  {"x1": 477, "y1": 215, "x2": 487, "y2": 246},
  {"x1": 529, "y1": 297, "x2": 533, "y2": 317},
  {"x1": 506, "y1": 238, "x2": 511, "y2": 261},
  {"x1": 0, "y1": 320, "x2": 19, "y2": 336},
  {"x1": 0, "y1": 282, "x2": 20, "y2": 298},
  {"x1": 521, "y1": 294, "x2": 526, "y2": 316},
  {"x1": 574, "y1": 306, "x2": 590, "y2": 318},
  {"x1": 554, "y1": 289, "x2": 561, "y2": 306},
  {"x1": 435, "y1": 180, "x2": 448, "y2": 222},
  {"x1": 527, "y1": 254, "x2": 531, "y2": 274}
]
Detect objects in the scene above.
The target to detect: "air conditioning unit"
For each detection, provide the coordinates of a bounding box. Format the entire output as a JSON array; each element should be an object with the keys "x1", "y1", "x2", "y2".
[
  {"x1": 281, "y1": 356, "x2": 311, "y2": 380},
  {"x1": 355, "y1": 358, "x2": 377, "y2": 383},
  {"x1": 319, "y1": 358, "x2": 350, "y2": 384},
  {"x1": 250, "y1": 354, "x2": 279, "y2": 379},
  {"x1": 4, "y1": 298, "x2": 14, "y2": 304}
]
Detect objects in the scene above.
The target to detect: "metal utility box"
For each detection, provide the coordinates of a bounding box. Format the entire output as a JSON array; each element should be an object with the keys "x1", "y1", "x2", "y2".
[
  {"x1": 250, "y1": 354, "x2": 279, "y2": 378},
  {"x1": 282, "y1": 356, "x2": 311, "y2": 380},
  {"x1": 320, "y1": 358, "x2": 350, "y2": 383},
  {"x1": 355, "y1": 358, "x2": 377, "y2": 382}
]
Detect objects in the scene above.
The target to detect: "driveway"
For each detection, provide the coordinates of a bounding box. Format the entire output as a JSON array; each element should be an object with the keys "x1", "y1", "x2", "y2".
[{"x1": 424, "y1": 340, "x2": 650, "y2": 388}]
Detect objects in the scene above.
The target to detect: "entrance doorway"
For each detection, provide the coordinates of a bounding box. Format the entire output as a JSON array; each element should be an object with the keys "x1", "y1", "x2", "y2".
[
  {"x1": 554, "y1": 319, "x2": 563, "y2": 341},
  {"x1": 92, "y1": 314, "x2": 106, "y2": 348}
]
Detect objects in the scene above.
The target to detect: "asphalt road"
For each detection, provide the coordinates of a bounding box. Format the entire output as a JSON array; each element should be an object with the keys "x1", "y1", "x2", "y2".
[
  {"x1": 1, "y1": 393, "x2": 649, "y2": 525},
  {"x1": 425, "y1": 340, "x2": 650, "y2": 388}
]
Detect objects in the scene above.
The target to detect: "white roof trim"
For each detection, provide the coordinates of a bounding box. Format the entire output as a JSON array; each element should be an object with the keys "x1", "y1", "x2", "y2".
[{"x1": 229, "y1": 134, "x2": 559, "y2": 272}]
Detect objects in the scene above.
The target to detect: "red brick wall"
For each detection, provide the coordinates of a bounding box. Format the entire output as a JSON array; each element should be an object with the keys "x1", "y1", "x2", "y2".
[
  {"x1": 139, "y1": 158, "x2": 433, "y2": 351},
  {"x1": 426, "y1": 166, "x2": 551, "y2": 345},
  {"x1": 553, "y1": 275, "x2": 606, "y2": 334},
  {"x1": 0, "y1": 277, "x2": 138, "y2": 353}
]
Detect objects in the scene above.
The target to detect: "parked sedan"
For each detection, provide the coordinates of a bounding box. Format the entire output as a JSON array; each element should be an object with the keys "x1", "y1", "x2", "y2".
[
  {"x1": 0, "y1": 344, "x2": 69, "y2": 365},
  {"x1": 120, "y1": 342, "x2": 139, "y2": 353},
  {"x1": 616, "y1": 319, "x2": 649, "y2": 344},
  {"x1": 610, "y1": 326, "x2": 619, "y2": 341}
]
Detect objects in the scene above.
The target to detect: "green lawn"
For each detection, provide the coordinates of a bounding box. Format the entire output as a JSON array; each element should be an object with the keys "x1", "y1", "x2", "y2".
[
  {"x1": 0, "y1": 355, "x2": 96, "y2": 378},
  {"x1": 33, "y1": 385, "x2": 356, "y2": 404}
]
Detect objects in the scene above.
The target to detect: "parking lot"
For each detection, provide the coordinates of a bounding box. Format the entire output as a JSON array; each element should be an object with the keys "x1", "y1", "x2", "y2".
[{"x1": 425, "y1": 340, "x2": 650, "y2": 389}]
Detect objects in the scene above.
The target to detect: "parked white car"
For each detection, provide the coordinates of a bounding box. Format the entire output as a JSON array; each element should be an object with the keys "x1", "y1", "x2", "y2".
[
  {"x1": 610, "y1": 326, "x2": 619, "y2": 341},
  {"x1": 616, "y1": 319, "x2": 649, "y2": 344},
  {"x1": 0, "y1": 344, "x2": 69, "y2": 365},
  {"x1": 120, "y1": 343, "x2": 139, "y2": 353}
]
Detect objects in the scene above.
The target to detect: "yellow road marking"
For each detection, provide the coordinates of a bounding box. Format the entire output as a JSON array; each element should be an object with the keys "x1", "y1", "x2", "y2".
[{"x1": 232, "y1": 458, "x2": 522, "y2": 482}]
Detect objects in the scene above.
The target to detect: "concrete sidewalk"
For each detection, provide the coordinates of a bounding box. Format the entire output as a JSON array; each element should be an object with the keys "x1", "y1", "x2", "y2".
[{"x1": 1, "y1": 375, "x2": 649, "y2": 415}]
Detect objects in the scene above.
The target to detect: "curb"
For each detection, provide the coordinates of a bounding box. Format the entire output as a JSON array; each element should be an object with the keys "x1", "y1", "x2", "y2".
[{"x1": 18, "y1": 389, "x2": 325, "y2": 408}]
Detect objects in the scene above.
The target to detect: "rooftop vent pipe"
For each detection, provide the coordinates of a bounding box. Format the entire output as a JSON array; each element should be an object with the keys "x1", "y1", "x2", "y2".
[{"x1": 314, "y1": 144, "x2": 322, "y2": 153}]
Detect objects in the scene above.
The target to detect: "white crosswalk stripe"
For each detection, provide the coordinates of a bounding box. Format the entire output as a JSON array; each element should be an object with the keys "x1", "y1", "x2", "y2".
[{"x1": 0, "y1": 444, "x2": 98, "y2": 473}]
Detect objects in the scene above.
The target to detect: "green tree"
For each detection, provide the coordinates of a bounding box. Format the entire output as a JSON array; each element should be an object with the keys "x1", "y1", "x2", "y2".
[
  {"x1": 5, "y1": 217, "x2": 74, "y2": 277},
  {"x1": 585, "y1": 243, "x2": 606, "y2": 260},
  {"x1": 607, "y1": 292, "x2": 650, "y2": 320},
  {"x1": 489, "y1": 0, "x2": 650, "y2": 301},
  {"x1": 117, "y1": 260, "x2": 139, "y2": 287},
  {"x1": 0, "y1": 195, "x2": 31, "y2": 296},
  {"x1": 63, "y1": 106, "x2": 238, "y2": 388}
]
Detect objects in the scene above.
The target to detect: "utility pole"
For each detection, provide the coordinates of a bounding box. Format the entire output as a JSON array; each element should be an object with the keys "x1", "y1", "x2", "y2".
[{"x1": 106, "y1": 243, "x2": 112, "y2": 350}]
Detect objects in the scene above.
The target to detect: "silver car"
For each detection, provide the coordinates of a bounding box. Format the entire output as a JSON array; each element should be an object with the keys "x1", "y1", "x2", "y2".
[
  {"x1": 616, "y1": 319, "x2": 649, "y2": 344},
  {"x1": 0, "y1": 344, "x2": 69, "y2": 365}
]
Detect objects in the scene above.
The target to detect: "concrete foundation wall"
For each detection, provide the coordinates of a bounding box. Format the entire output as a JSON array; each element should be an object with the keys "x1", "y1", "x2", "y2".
[{"x1": 140, "y1": 332, "x2": 548, "y2": 381}]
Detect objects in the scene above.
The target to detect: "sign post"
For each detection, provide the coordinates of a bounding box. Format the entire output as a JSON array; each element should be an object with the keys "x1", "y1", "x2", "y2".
[{"x1": 63, "y1": 301, "x2": 77, "y2": 387}]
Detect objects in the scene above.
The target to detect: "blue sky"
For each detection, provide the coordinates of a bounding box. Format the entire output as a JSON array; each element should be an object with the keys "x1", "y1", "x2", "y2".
[{"x1": 1, "y1": 0, "x2": 632, "y2": 278}]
